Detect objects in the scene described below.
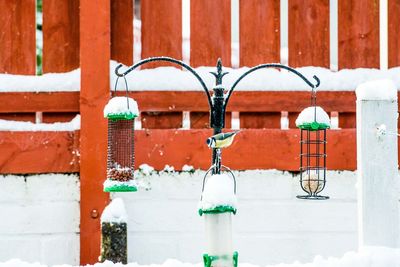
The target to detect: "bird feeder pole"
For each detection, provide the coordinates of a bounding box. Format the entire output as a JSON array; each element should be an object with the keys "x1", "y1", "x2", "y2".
[{"x1": 114, "y1": 57, "x2": 322, "y2": 267}]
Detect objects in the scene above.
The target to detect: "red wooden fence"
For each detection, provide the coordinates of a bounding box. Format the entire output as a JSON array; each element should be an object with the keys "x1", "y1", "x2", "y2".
[{"x1": 1, "y1": 1, "x2": 400, "y2": 265}]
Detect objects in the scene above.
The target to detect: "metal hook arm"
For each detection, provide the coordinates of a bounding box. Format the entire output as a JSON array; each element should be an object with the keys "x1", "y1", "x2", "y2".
[
  {"x1": 224, "y1": 63, "x2": 321, "y2": 109},
  {"x1": 114, "y1": 56, "x2": 212, "y2": 109}
]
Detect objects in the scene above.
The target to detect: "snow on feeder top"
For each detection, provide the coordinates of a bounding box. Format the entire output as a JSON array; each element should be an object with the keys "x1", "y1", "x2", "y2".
[
  {"x1": 199, "y1": 173, "x2": 237, "y2": 215},
  {"x1": 296, "y1": 92, "x2": 330, "y2": 200},
  {"x1": 103, "y1": 96, "x2": 139, "y2": 192}
]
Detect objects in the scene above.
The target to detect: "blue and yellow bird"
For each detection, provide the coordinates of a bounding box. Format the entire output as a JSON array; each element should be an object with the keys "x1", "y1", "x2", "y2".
[{"x1": 206, "y1": 131, "x2": 240, "y2": 149}]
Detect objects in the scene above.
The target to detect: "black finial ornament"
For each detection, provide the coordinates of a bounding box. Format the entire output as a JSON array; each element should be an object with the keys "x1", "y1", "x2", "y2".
[{"x1": 210, "y1": 58, "x2": 229, "y2": 85}]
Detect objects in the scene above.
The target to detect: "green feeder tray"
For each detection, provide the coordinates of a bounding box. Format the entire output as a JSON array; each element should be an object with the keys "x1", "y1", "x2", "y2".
[
  {"x1": 103, "y1": 180, "x2": 137, "y2": 192},
  {"x1": 199, "y1": 205, "x2": 237, "y2": 216},
  {"x1": 297, "y1": 121, "x2": 330, "y2": 131},
  {"x1": 203, "y1": 251, "x2": 238, "y2": 267},
  {"x1": 106, "y1": 112, "x2": 137, "y2": 121}
]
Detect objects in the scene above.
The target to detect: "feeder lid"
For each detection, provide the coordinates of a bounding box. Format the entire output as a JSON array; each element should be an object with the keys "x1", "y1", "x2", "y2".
[
  {"x1": 296, "y1": 106, "x2": 330, "y2": 130},
  {"x1": 104, "y1": 96, "x2": 139, "y2": 120},
  {"x1": 103, "y1": 179, "x2": 137, "y2": 192},
  {"x1": 198, "y1": 173, "x2": 237, "y2": 216}
]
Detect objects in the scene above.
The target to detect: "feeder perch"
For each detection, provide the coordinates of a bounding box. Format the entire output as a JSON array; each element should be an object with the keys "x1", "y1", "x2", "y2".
[
  {"x1": 103, "y1": 96, "x2": 139, "y2": 192},
  {"x1": 199, "y1": 173, "x2": 238, "y2": 267},
  {"x1": 296, "y1": 105, "x2": 330, "y2": 200}
]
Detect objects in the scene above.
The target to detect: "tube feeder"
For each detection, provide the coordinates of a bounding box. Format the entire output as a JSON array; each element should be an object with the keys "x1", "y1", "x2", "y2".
[
  {"x1": 103, "y1": 96, "x2": 139, "y2": 192},
  {"x1": 199, "y1": 172, "x2": 238, "y2": 267}
]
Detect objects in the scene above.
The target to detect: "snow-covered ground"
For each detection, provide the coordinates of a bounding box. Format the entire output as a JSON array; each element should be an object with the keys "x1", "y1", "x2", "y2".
[{"x1": 1, "y1": 246, "x2": 400, "y2": 267}]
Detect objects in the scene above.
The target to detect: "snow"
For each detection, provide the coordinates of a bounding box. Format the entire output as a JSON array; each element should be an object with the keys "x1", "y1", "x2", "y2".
[
  {"x1": 295, "y1": 107, "x2": 331, "y2": 127},
  {"x1": 0, "y1": 69, "x2": 80, "y2": 92},
  {"x1": 103, "y1": 179, "x2": 138, "y2": 192},
  {"x1": 0, "y1": 115, "x2": 80, "y2": 131},
  {"x1": 100, "y1": 198, "x2": 128, "y2": 223},
  {"x1": 103, "y1": 97, "x2": 139, "y2": 117},
  {"x1": 199, "y1": 174, "x2": 237, "y2": 211},
  {"x1": 138, "y1": 164, "x2": 155, "y2": 176},
  {"x1": 182, "y1": 164, "x2": 195, "y2": 172},
  {"x1": 2, "y1": 61, "x2": 400, "y2": 92},
  {"x1": 355, "y1": 79, "x2": 397, "y2": 101},
  {"x1": 162, "y1": 165, "x2": 175, "y2": 173},
  {"x1": 1, "y1": 246, "x2": 400, "y2": 267}
]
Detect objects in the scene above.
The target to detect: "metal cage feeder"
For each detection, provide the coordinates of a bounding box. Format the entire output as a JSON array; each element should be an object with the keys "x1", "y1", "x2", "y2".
[
  {"x1": 103, "y1": 77, "x2": 139, "y2": 192},
  {"x1": 296, "y1": 91, "x2": 330, "y2": 200}
]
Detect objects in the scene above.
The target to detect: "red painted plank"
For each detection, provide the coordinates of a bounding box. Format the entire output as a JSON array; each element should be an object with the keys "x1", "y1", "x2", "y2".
[
  {"x1": 339, "y1": 112, "x2": 356, "y2": 129},
  {"x1": 111, "y1": 0, "x2": 134, "y2": 66},
  {"x1": 141, "y1": 0, "x2": 182, "y2": 68},
  {"x1": 127, "y1": 91, "x2": 357, "y2": 112},
  {"x1": 289, "y1": 0, "x2": 329, "y2": 67},
  {"x1": 0, "y1": 0, "x2": 36, "y2": 74},
  {"x1": 338, "y1": 0, "x2": 380, "y2": 69},
  {"x1": 80, "y1": 0, "x2": 110, "y2": 264},
  {"x1": 190, "y1": 0, "x2": 231, "y2": 67},
  {"x1": 239, "y1": 0, "x2": 280, "y2": 66},
  {"x1": 0, "y1": 113, "x2": 35, "y2": 122},
  {"x1": 240, "y1": 112, "x2": 281, "y2": 129},
  {"x1": 141, "y1": 112, "x2": 183, "y2": 129},
  {"x1": 0, "y1": 131, "x2": 79, "y2": 173},
  {"x1": 0, "y1": 92, "x2": 80, "y2": 113},
  {"x1": 134, "y1": 129, "x2": 357, "y2": 171},
  {"x1": 43, "y1": 0, "x2": 80, "y2": 73},
  {"x1": 190, "y1": 112, "x2": 231, "y2": 129},
  {"x1": 388, "y1": 0, "x2": 400, "y2": 68},
  {"x1": 0, "y1": 91, "x2": 358, "y2": 114}
]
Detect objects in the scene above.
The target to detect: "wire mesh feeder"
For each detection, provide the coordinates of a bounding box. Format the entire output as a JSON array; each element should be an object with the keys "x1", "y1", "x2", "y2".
[
  {"x1": 103, "y1": 77, "x2": 139, "y2": 192},
  {"x1": 295, "y1": 91, "x2": 330, "y2": 200}
]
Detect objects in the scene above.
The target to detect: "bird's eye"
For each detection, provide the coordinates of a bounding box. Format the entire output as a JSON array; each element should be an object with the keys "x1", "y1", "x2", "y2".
[{"x1": 206, "y1": 138, "x2": 211, "y2": 145}]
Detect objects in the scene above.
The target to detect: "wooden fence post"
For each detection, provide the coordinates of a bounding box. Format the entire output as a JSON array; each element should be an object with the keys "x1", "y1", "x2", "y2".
[{"x1": 356, "y1": 79, "x2": 400, "y2": 248}]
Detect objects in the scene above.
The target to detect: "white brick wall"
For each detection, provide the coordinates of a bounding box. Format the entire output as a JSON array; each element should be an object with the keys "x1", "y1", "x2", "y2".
[
  {"x1": 113, "y1": 170, "x2": 358, "y2": 266},
  {"x1": 0, "y1": 171, "x2": 359, "y2": 266},
  {"x1": 0, "y1": 174, "x2": 80, "y2": 266}
]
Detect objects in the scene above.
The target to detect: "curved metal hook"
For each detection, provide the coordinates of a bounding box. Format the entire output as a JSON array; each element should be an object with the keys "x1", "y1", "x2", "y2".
[
  {"x1": 114, "y1": 57, "x2": 212, "y2": 109},
  {"x1": 225, "y1": 63, "x2": 321, "y2": 109}
]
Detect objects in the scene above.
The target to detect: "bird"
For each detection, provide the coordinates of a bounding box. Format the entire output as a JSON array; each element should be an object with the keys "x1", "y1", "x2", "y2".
[{"x1": 206, "y1": 131, "x2": 240, "y2": 149}]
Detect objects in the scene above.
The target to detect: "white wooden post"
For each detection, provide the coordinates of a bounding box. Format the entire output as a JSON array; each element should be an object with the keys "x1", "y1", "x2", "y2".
[{"x1": 356, "y1": 79, "x2": 400, "y2": 248}]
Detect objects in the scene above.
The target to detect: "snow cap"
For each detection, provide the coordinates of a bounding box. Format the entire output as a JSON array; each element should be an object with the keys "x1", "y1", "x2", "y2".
[
  {"x1": 101, "y1": 198, "x2": 128, "y2": 223},
  {"x1": 356, "y1": 79, "x2": 397, "y2": 101},
  {"x1": 296, "y1": 106, "x2": 330, "y2": 130},
  {"x1": 199, "y1": 173, "x2": 237, "y2": 215},
  {"x1": 104, "y1": 96, "x2": 139, "y2": 119}
]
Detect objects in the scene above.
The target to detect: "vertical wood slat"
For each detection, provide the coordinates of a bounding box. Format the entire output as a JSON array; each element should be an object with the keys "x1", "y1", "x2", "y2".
[
  {"x1": 339, "y1": 112, "x2": 356, "y2": 128},
  {"x1": 288, "y1": 0, "x2": 329, "y2": 67},
  {"x1": 80, "y1": 0, "x2": 110, "y2": 264},
  {"x1": 239, "y1": 0, "x2": 280, "y2": 67},
  {"x1": 191, "y1": 0, "x2": 231, "y2": 67},
  {"x1": 141, "y1": 0, "x2": 182, "y2": 68},
  {"x1": 42, "y1": 0, "x2": 80, "y2": 73},
  {"x1": 240, "y1": 112, "x2": 281, "y2": 129},
  {"x1": 111, "y1": 0, "x2": 134, "y2": 66},
  {"x1": 338, "y1": 0, "x2": 380, "y2": 69},
  {"x1": 0, "y1": 0, "x2": 36, "y2": 74},
  {"x1": 388, "y1": 0, "x2": 400, "y2": 68}
]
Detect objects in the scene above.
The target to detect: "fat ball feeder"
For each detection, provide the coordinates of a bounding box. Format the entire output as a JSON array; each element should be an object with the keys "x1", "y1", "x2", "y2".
[
  {"x1": 113, "y1": 56, "x2": 322, "y2": 267},
  {"x1": 295, "y1": 88, "x2": 330, "y2": 200}
]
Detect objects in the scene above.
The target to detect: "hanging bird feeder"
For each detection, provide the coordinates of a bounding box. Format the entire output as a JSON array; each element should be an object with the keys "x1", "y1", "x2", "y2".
[
  {"x1": 295, "y1": 90, "x2": 330, "y2": 200},
  {"x1": 103, "y1": 77, "x2": 139, "y2": 192},
  {"x1": 199, "y1": 171, "x2": 238, "y2": 267}
]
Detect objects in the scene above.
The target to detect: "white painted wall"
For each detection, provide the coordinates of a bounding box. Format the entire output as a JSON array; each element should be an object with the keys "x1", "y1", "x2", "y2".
[
  {"x1": 113, "y1": 170, "x2": 359, "y2": 266},
  {"x1": 0, "y1": 174, "x2": 80, "y2": 266},
  {"x1": 0, "y1": 170, "x2": 367, "y2": 266}
]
